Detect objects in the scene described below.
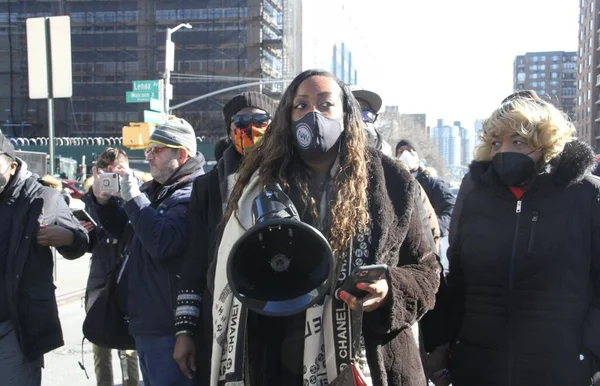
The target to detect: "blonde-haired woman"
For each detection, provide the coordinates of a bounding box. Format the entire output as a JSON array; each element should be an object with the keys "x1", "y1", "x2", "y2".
[
  {"x1": 448, "y1": 91, "x2": 600, "y2": 386},
  {"x1": 208, "y1": 69, "x2": 440, "y2": 386}
]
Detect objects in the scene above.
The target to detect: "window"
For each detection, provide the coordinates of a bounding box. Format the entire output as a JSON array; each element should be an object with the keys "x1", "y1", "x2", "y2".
[
  {"x1": 540, "y1": 56, "x2": 546, "y2": 61},
  {"x1": 588, "y1": 89, "x2": 592, "y2": 100},
  {"x1": 552, "y1": 55, "x2": 560, "y2": 61},
  {"x1": 551, "y1": 89, "x2": 558, "y2": 95},
  {"x1": 532, "y1": 56, "x2": 539, "y2": 62},
  {"x1": 529, "y1": 65, "x2": 537, "y2": 71},
  {"x1": 551, "y1": 72, "x2": 558, "y2": 78},
  {"x1": 551, "y1": 64, "x2": 560, "y2": 70},
  {"x1": 531, "y1": 81, "x2": 539, "y2": 87},
  {"x1": 539, "y1": 64, "x2": 546, "y2": 71}
]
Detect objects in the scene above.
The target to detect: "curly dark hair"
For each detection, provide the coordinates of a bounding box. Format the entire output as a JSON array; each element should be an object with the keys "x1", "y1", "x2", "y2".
[{"x1": 225, "y1": 69, "x2": 370, "y2": 254}]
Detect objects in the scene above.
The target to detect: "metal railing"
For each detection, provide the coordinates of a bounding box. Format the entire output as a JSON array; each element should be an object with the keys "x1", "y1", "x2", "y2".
[{"x1": 7, "y1": 136, "x2": 208, "y2": 147}]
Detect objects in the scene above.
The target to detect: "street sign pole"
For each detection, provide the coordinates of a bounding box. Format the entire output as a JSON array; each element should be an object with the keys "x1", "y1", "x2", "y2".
[
  {"x1": 26, "y1": 15, "x2": 72, "y2": 177},
  {"x1": 45, "y1": 20, "x2": 55, "y2": 176},
  {"x1": 27, "y1": 15, "x2": 72, "y2": 283}
]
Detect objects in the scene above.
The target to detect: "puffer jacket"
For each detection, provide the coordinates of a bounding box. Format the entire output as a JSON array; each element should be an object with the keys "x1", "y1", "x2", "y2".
[{"x1": 448, "y1": 140, "x2": 600, "y2": 386}]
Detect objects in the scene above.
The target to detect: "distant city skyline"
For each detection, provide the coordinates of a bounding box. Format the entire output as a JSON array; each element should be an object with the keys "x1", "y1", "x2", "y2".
[{"x1": 353, "y1": 0, "x2": 579, "y2": 128}]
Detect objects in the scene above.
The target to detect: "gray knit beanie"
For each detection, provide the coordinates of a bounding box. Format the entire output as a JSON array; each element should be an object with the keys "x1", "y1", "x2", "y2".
[{"x1": 149, "y1": 118, "x2": 197, "y2": 156}]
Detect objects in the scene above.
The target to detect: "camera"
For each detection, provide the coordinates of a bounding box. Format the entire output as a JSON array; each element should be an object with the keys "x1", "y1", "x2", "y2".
[{"x1": 99, "y1": 173, "x2": 121, "y2": 194}]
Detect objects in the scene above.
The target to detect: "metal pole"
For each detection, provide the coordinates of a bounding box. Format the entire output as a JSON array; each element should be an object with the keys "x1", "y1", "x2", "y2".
[
  {"x1": 48, "y1": 98, "x2": 55, "y2": 175},
  {"x1": 164, "y1": 28, "x2": 172, "y2": 115}
]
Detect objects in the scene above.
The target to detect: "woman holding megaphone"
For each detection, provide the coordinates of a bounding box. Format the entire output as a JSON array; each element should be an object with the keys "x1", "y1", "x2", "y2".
[{"x1": 209, "y1": 69, "x2": 440, "y2": 386}]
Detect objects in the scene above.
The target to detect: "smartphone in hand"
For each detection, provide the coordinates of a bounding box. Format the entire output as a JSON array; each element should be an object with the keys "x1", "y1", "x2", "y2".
[
  {"x1": 337, "y1": 264, "x2": 388, "y2": 299},
  {"x1": 72, "y1": 209, "x2": 97, "y2": 227}
]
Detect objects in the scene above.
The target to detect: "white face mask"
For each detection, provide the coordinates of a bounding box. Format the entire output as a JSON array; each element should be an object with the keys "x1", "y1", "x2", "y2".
[{"x1": 399, "y1": 150, "x2": 419, "y2": 171}]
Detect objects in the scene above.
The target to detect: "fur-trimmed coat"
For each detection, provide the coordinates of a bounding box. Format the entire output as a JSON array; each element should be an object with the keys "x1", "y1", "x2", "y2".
[
  {"x1": 448, "y1": 140, "x2": 600, "y2": 386},
  {"x1": 208, "y1": 148, "x2": 440, "y2": 385},
  {"x1": 361, "y1": 150, "x2": 441, "y2": 386}
]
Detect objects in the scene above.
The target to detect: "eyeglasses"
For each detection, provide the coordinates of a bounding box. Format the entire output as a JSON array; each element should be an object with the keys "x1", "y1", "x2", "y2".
[
  {"x1": 232, "y1": 113, "x2": 271, "y2": 128},
  {"x1": 144, "y1": 146, "x2": 168, "y2": 156},
  {"x1": 361, "y1": 110, "x2": 378, "y2": 124}
]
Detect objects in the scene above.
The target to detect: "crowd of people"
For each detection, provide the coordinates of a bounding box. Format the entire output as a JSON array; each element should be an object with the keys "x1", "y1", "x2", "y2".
[{"x1": 1, "y1": 71, "x2": 600, "y2": 386}]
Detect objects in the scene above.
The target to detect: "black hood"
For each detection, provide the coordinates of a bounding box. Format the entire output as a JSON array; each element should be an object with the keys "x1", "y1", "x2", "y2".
[{"x1": 470, "y1": 140, "x2": 597, "y2": 188}]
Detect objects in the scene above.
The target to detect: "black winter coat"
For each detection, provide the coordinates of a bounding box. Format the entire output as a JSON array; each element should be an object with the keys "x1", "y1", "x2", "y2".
[
  {"x1": 448, "y1": 140, "x2": 600, "y2": 386},
  {"x1": 175, "y1": 145, "x2": 241, "y2": 385},
  {"x1": 3, "y1": 160, "x2": 88, "y2": 360},
  {"x1": 416, "y1": 169, "x2": 456, "y2": 237}
]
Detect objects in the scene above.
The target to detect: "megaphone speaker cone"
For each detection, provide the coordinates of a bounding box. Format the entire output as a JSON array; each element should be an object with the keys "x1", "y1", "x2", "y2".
[{"x1": 227, "y1": 218, "x2": 334, "y2": 317}]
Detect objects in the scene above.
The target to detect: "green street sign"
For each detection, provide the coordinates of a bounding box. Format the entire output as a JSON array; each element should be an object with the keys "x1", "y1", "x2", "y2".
[
  {"x1": 126, "y1": 91, "x2": 152, "y2": 103},
  {"x1": 126, "y1": 80, "x2": 161, "y2": 103},
  {"x1": 144, "y1": 110, "x2": 166, "y2": 125},
  {"x1": 133, "y1": 80, "x2": 159, "y2": 93}
]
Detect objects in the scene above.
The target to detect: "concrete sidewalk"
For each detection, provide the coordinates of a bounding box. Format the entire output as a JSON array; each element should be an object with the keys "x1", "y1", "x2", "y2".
[{"x1": 54, "y1": 252, "x2": 91, "y2": 306}]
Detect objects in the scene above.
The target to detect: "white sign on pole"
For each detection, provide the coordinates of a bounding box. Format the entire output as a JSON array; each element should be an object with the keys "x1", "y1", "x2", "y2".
[
  {"x1": 165, "y1": 40, "x2": 175, "y2": 71},
  {"x1": 26, "y1": 16, "x2": 72, "y2": 99},
  {"x1": 26, "y1": 18, "x2": 49, "y2": 99}
]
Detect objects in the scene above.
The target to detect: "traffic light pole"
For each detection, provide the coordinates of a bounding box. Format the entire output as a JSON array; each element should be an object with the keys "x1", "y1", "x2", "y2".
[{"x1": 169, "y1": 79, "x2": 293, "y2": 111}]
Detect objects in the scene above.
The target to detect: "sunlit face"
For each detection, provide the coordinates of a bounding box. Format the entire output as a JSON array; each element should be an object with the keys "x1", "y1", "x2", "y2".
[
  {"x1": 490, "y1": 133, "x2": 542, "y2": 162},
  {"x1": 291, "y1": 76, "x2": 344, "y2": 122},
  {"x1": 144, "y1": 144, "x2": 182, "y2": 184}
]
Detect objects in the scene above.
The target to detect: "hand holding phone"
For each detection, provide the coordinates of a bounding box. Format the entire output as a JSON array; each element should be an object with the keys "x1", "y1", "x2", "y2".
[
  {"x1": 72, "y1": 209, "x2": 97, "y2": 228},
  {"x1": 336, "y1": 264, "x2": 388, "y2": 299}
]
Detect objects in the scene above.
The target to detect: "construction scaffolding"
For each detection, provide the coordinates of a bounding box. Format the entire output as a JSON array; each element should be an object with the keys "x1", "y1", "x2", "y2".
[{"x1": 0, "y1": 0, "x2": 300, "y2": 140}]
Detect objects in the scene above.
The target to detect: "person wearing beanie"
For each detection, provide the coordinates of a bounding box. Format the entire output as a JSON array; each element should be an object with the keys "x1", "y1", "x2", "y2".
[
  {"x1": 173, "y1": 91, "x2": 277, "y2": 383},
  {"x1": 0, "y1": 132, "x2": 89, "y2": 385},
  {"x1": 90, "y1": 118, "x2": 205, "y2": 385}
]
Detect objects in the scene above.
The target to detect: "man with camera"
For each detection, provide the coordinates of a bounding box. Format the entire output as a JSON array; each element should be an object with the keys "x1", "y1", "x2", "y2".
[
  {"x1": 0, "y1": 132, "x2": 89, "y2": 385},
  {"x1": 81, "y1": 147, "x2": 140, "y2": 386},
  {"x1": 91, "y1": 118, "x2": 204, "y2": 385}
]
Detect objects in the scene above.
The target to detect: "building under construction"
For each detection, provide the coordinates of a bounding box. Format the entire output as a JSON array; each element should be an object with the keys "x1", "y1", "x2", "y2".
[{"x1": 0, "y1": 0, "x2": 300, "y2": 139}]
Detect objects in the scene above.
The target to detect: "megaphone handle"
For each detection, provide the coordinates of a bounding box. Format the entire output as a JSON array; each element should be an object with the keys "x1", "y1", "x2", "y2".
[{"x1": 350, "y1": 299, "x2": 364, "y2": 362}]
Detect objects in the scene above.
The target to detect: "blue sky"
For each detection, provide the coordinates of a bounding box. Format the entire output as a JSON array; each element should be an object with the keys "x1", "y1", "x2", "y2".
[{"x1": 358, "y1": 0, "x2": 580, "y2": 128}]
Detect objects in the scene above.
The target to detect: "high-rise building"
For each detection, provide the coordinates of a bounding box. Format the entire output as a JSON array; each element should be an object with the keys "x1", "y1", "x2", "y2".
[
  {"x1": 0, "y1": 0, "x2": 300, "y2": 139},
  {"x1": 431, "y1": 119, "x2": 461, "y2": 167},
  {"x1": 513, "y1": 51, "x2": 577, "y2": 122},
  {"x1": 455, "y1": 121, "x2": 473, "y2": 166},
  {"x1": 300, "y1": 0, "x2": 373, "y2": 87},
  {"x1": 576, "y1": 0, "x2": 600, "y2": 149},
  {"x1": 474, "y1": 118, "x2": 484, "y2": 147}
]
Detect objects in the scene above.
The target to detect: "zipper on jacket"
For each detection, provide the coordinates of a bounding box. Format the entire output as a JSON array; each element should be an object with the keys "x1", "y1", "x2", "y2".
[
  {"x1": 507, "y1": 199, "x2": 523, "y2": 386},
  {"x1": 526, "y1": 211, "x2": 539, "y2": 258}
]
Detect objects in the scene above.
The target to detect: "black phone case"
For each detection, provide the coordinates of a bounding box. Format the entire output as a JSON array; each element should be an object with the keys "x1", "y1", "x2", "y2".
[{"x1": 338, "y1": 265, "x2": 387, "y2": 299}]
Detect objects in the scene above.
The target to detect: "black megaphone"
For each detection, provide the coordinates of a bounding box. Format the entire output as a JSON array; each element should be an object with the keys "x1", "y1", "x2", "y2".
[{"x1": 226, "y1": 183, "x2": 334, "y2": 316}]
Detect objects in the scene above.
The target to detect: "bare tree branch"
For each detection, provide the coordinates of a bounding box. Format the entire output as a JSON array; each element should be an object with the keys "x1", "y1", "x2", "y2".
[{"x1": 376, "y1": 109, "x2": 445, "y2": 173}]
